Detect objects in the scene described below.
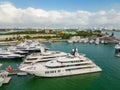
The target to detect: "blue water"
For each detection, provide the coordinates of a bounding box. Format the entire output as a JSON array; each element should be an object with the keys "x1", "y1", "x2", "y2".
[{"x1": 1, "y1": 42, "x2": 120, "y2": 90}]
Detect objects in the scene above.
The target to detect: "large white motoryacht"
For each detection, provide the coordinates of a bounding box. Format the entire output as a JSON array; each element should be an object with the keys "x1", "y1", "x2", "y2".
[
  {"x1": 20, "y1": 48, "x2": 102, "y2": 77},
  {"x1": 115, "y1": 42, "x2": 120, "y2": 57}
]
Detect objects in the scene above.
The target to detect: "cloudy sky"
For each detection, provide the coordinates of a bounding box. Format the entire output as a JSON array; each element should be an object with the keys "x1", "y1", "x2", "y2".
[{"x1": 0, "y1": 0, "x2": 120, "y2": 29}]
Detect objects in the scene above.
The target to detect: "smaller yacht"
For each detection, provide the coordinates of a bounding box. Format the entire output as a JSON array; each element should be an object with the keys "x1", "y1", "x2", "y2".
[
  {"x1": 0, "y1": 64, "x2": 10, "y2": 87},
  {"x1": 115, "y1": 42, "x2": 120, "y2": 57},
  {"x1": 0, "y1": 50, "x2": 24, "y2": 59},
  {"x1": 95, "y1": 38, "x2": 100, "y2": 44},
  {"x1": 7, "y1": 46, "x2": 28, "y2": 55},
  {"x1": 0, "y1": 77, "x2": 4, "y2": 87},
  {"x1": 89, "y1": 39, "x2": 94, "y2": 44},
  {"x1": 14, "y1": 40, "x2": 47, "y2": 53}
]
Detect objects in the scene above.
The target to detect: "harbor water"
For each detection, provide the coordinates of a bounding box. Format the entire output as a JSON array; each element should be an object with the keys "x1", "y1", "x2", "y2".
[{"x1": 1, "y1": 41, "x2": 120, "y2": 90}]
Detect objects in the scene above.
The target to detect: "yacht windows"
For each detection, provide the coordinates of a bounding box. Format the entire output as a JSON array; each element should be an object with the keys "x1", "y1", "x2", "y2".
[
  {"x1": 42, "y1": 57, "x2": 55, "y2": 59},
  {"x1": 45, "y1": 70, "x2": 61, "y2": 74},
  {"x1": 45, "y1": 71, "x2": 49, "y2": 74},
  {"x1": 50, "y1": 71, "x2": 54, "y2": 73},
  {"x1": 58, "y1": 70, "x2": 61, "y2": 72}
]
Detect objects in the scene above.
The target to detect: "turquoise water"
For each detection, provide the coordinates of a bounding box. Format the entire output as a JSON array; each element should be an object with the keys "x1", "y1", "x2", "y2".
[{"x1": 1, "y1": 42, "x2": 120, "y2": 90}]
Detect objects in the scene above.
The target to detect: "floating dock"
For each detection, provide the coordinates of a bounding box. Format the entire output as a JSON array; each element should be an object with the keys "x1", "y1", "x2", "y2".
[
  {"x1": 3, "y1": 77, "x2": 11, "y2": 84},
  {"x1": 8, "y1": 69, "x2": 28, "y2": 76}
]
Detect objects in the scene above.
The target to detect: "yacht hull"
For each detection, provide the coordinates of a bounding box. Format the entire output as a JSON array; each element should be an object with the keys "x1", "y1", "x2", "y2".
[{"x1": 23, "y1": 66, "x2": 102, "y2": 77}]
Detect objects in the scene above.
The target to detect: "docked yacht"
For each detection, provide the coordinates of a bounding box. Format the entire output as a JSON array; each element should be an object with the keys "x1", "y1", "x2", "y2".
[
  {"x1": 115, "y1": 42, "x2": 120, "y2": 57},
  {"x1": 0, "y1": 50, "x2": 24, "y2": 59},
  {"x1": 15, "y1": 40, "x2": 47, "y2": 53},
  {"x1": 95, "y1": 38, "x2": 100, "y2": 44},
  {"x1": 0, "y1": 77, "x2": 4, "y2": 87},
  {"x1": 7, "y1": 46, "x2": 28, "y2": 55},
  {"x1": 20, "y1": 49, "x2": 102, "y2": 77},
  {"x1": 0, "y1": 64, "x2": 3, "y2": 87},
  {"x1": 0, "y1": 64, "x2": 10, "y2": 87}
]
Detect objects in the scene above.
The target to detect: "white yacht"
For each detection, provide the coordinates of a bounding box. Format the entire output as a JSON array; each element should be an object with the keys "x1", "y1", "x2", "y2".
[
  {"x1": 7, "y1": 46, "x2": 28, "y2": 55},
  {"x1": 89, "y1": 39, "x2": 94, "y2": 44},
  {"x1": 115, "y1": 42, "x2": 120, "y2": 57},
  {"x1": 0, "y1": 50, "x2": 24, "y2": 59},
  {"x1": 68, "y1": 36, "x2": 81, "y2": 43},
  {"x1": 19, "y1": 50, "x2": 68, "y2": 69},
  {"x1": 20, "y1": 49, "x2": 102, "y2": 77},
  {"x1": 95, "y1": 38, "x2": 100, "y2": 44},
  {"x1": 0, "y1": 64, "x2": 10, "y2": 87},
  {"x1": 0, "y1": 64, "x2": 3, "y2": 87},
  {"x1": 15, "y1": 40, "x2": 47, "y2": 53},
  {"x1": 0, "y1": 77, "x2": 4, "y2": 87}
]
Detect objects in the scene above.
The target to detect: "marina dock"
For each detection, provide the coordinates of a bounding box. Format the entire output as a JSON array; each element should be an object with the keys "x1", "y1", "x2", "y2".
[
  {"x1": 8, "y1": 69, "x2": 28, "y2": 76},
  {"x1": 3, "y1": 77, "x2": 11, "y2": 84}
]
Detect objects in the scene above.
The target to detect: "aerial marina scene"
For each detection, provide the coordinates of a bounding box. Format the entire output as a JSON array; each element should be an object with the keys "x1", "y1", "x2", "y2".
[{"x1": 0, "y1": 0, "x2": 120, "y2": 90}]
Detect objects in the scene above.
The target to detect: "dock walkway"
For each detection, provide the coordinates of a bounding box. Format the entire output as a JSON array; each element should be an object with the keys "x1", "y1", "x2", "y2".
[{"x1": 8, "y1": 69, "x2": 28, "y2": 76}]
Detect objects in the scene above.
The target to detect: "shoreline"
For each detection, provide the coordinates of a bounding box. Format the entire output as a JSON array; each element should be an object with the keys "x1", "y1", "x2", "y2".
[{"x1": 0, "y1": 39, "x2": 67, "y2": 45}]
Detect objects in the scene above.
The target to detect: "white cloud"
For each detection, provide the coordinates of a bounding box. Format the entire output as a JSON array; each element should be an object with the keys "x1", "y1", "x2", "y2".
[{"x1": 0, "y1": 2, "x2": 120, "y2": 29}]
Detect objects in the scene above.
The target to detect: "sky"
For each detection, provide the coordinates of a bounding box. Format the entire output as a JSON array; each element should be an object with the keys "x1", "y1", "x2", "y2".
[{"x1": 0, "y1": 0, "x2": 120, "y2": 29}]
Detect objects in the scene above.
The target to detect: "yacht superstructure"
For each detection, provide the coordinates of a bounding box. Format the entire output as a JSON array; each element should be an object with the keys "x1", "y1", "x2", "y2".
[{"x1": 19, "y1": 51, "x2": 68, "y2": 69}]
